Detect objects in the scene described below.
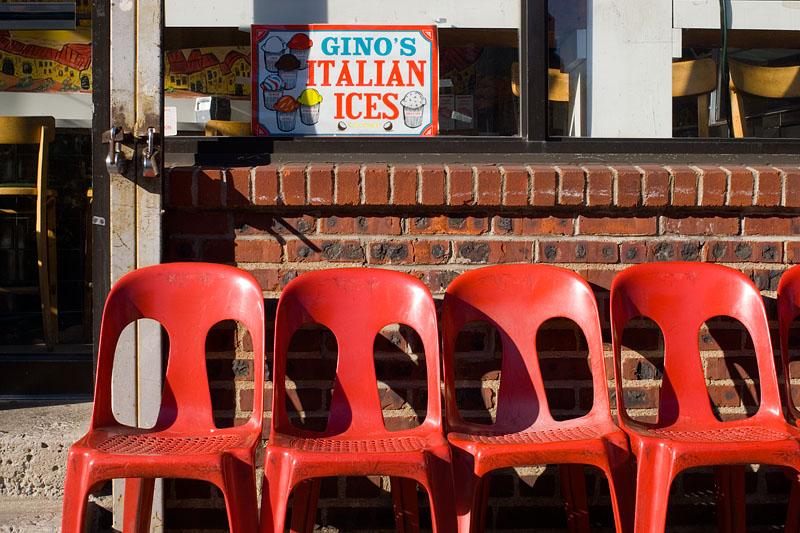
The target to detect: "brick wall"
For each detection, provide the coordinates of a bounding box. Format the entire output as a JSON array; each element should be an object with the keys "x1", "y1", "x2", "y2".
[{"x1": 163, "y1": 162, "x2": 800, "y2": 531}]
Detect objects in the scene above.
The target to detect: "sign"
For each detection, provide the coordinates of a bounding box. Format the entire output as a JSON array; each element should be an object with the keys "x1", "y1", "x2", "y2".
[{"x1": 251, "y1": 25, "x2": 438, "y2": 136}]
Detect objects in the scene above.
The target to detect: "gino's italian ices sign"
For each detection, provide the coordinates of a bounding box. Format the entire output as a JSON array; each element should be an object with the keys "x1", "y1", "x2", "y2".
[{"x1": 251, "y1": 25, "x2": 438, "y2": 136}]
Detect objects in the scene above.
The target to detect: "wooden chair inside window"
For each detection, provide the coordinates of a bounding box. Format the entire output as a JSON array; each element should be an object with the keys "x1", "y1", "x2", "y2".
[
  {"x1": 511, "y1": 62, "x2": 570, "y2": 101},
  {"x1": 672, "y1": 58, "x2": 717, "y2": 137},
  {"x1": 204, "y1": 120, "x2": 251, "y2": 136},
  {"x1": 0, "y1": 116, "x2": 57, "y2": 345},
  {"x1": 728, "y1": 58, "x2": 800, "y2": 137}
]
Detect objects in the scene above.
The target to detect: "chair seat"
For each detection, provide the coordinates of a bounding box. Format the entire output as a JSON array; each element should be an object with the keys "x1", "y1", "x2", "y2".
[
  {"x1": 93, "y1": 432, "x2": 245, "y2": 455},
  {"x1": 288, "y1": 435, "x2": 428, "y2": 453},
  {"x1": 451, "y1": 424, "x2": 605, "y2": 445},
  {"x1": 639, "y1": 424, "x2": 797, "y2": 443}
]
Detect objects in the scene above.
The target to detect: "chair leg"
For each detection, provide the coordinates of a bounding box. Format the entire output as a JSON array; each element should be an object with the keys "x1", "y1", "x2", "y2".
[
  {"x1": 61, "y1": 452, "x2": 94, "y2": 533},
  {"x1": 291, "y1": 479, "x2": 321, "y2": 533},
  {"x1": 560, "y1": 464, "x2": 590, "y2": 533},
  {"x1": 122, "y1": 478, "x2": 155, "y2": 533},
  {"x1": 714, "y1": 465, "x2": 746, "y2": 533},
  {"x1": 221, "y1": 455, "x2": 259, "y2": 533},
  {"x1": 603, "y1": 440, "x2": 635, "y2": 533},
  {"x1": 633, "y1": 447, "x2": 675, "y2": 533},
  {"x1": 451, "y1": 449, "x2": 485, "y2": 533},
  {"x1": 391, "y1": 477, "x2": 420, "y2": 533},
  {"x1": 785, "y1": 472, "x2": 800, "y2": 533},
  {"x1": 425, "y1": 448, "x2": 459, "y2": 533},
  {"x1": 260, "y1": 450, "x2": 294, "y2": 533}
]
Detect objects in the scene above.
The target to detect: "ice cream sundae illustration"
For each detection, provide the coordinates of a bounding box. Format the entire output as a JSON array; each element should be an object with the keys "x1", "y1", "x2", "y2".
[
  {"x1": 274, "y1": 95, "x2": 300, "y2": 132},
  {"x1": 400, "y1": 91, "x2": 427, "y2": 128},
  {"x1": 297, "y1": 88, "x2": 323, "y2": 125},
  {"x1": 261, "y1": 35, "x2": 285, "y2": 72},
  {"x1": 260, "y1": 74, "x2": 284, "y2": 110},
  {"x1": 275, "y1": 53, "x2": 301, "y2": 90},
  {"x1": 287, "y1": 33, "x2": 313, "y2": 70}
]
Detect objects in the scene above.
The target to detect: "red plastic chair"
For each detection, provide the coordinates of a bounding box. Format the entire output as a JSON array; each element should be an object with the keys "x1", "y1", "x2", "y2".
[
  {"x1": 61, "y1": 262, "x2": 265, "y2": 533},
  {"x1": 778, "y1": 265, "x2": 800, "y2": 533},
  {"x1": 259, "y1": 268, "x2": 457, "y2": 533},
  {"x1": 442, "y1": 264, "x2": 634, "y2": 533},
  {"x1": 610, "y1": 262, "x2": 800, "y2": 533}
]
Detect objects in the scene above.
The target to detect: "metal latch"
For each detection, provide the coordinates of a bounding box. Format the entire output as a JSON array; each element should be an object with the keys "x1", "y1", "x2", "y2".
[
  {"x1": 142, "y1": 127, "x2": 160, "y2": 178},
  {"x1": 103, "y1": 125, "x2": 126, "y2": 175}
]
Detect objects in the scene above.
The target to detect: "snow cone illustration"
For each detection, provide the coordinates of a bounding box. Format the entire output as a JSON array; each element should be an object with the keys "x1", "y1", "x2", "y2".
[
  {"x1": 275, "y1": 53, "x2": 301, "y2": 90},
  {"x1": 260, "y1": 74, "x2": 284, "y2": 110},
  {"x1": 297, "y1": 88, "x2": 323, "y2": 125},
  {"x1": 274, "y1": 95, "x2": 300, "y2": 132},
  {"x1": 400, "y1": 91, "x2": 427, "y2": 128},
  {"x1": 261, "y1": 35, "x2": 285, "y2": 72},
  {"x1": 287, "y1": 33, "x2": 313, "y2": 70}
]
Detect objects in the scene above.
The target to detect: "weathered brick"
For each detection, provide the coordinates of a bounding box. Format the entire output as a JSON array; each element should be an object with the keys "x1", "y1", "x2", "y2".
[
  {"x1": 392, "y1": 165, "x2": 418, "y2": 205},
  {"x1": 662, "y1": 216, "x2": 739, "y2": 236},
  {"x1": 335, "y1": 165, "x2": 361, "y2": 205},
  {"x1": 539, "y1": 241, "x2": 618, "y2": 263},
  {"x1": 286, "y1": 240, "x2": 365, "y2": 262},
  {"x1": 577, "y1": 268, "x2": 620, "y2": 290},
  {"x1": 641, "y1": 165, "x2": 669, "y2": 207},
  {"x1": 368, "y1": 242, "x2": 412, "y2": 264},
  {"x1": 476, "y1": 166, "x2": 502, "y2": 205},
  {"x1": 520, "y1": 216, "x2": 574, "y2": 236},
  {"x1": 448, "y1": 165, "x2": 474, "y2": 205},
  {"x1": 197, "y1": 168, "x2": 223, "y2": 207},
  {"x1": 648, "y1": 241, "x2": 703, "y2": 262},
  {"x1": 743, "y1": 216, "x2": 800, "y2": 236},
  {"x1": 168, "y1": 167, "x2": 194, "y2": 206},
  {"x1": 252, "y1": 165, "x2": 280, "y2": 206},
  {"x1": 558, "y1": 165, "x2": 585, "y2": 205},
  {"x1": 620, "y1": 243, "x2": 647, "y2": 264},
  {"x1": 308, "y1": 165, "x2": 333, "y2": 205},
  {"x1": 234, "y1": 238, "x2": 282, "y2": 263},
  {"x1": 281, "y1": 165, "x2": 306, "y2": 205},
  {"x1": 412, "y1": 241, "x2": 451, "y2": 264},
  {"x1": 420, "y1": 165, "x2": 445, "y2": 205},
  {"x1": 754, "y1": 166, "x2": 782, "y2": 206},
  {"x1": 705, "y1": 241, "x2": 782, "y2": 263},
  {"x1": 248, "y1": 268, "x2": 280, "y2": 292},
  {"x1": 670, "y1": 165, "x2": 699, "y2": 206},
  {"x1": 364, "y1": 165, "x2": 390, "y2": 204},
  {"x1": 698, "y1": 166, "x2": 727, "y2": 206},
  {"x1": 613, "y1": 166, "x2": 641, "y2": 207},
  {"x1": 225, "y1": 168, "x2": 250, "y2": 206},
  {"x1": 781, "y1": 166, "x2": 800, "y2": 208},
  {"x1": 725, "y1": 166, "x2": 754, "y2": 207},
  {"x1": 455, "y1": 241, "x2": 533, "y2": 264},
  {"x1": 531, "y1": 166, "x2": 557, "y2": 206},
  {"x1": 320, "y1": 216, "x2": 402, "y2": 235},
  {"x1": 503, "y1": 166, "x2": 529, "y2": 206},
  {"x1": 408, "y1": 215, "x2": 488, "y2": 235},
  {"x1": 585, "y1": 165, "x2": 613, "y2": 207},
  {"x1": 578, "y1": 216, "x2": 657, "y2": 236},
  {"x1": 789, "y1": 242, "x2": 800, "y2": 264}
]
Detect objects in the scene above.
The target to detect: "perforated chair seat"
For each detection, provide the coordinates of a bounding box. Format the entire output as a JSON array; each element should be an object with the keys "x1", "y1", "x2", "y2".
[{"x1": 92, "y1": 432, "x2": 246, "y2": 455}]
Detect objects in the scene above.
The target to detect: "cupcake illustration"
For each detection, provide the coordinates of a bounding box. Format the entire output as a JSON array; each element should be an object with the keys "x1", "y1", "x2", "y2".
[
  {"x1": 260, "y1": 74, "x2": 284, "y2": 110},
  {"x1": 287, "y1": 33, "x2": 313, "y2": 70},
  {"x1": 275, "y1": 53, "x2": 301, "y2": 90},
  {"x1": 261, "y1": 35, "x2": 285, "y2": 72},
  {"x1": 274, "y1": 95, "x2": 300, "y2": 132},
  {"x1": 400, "y1": 91, "x2": 427, "y2": 128},
  {"x1": 297, "y1": 88, "x2": 323, "y2": 125}
]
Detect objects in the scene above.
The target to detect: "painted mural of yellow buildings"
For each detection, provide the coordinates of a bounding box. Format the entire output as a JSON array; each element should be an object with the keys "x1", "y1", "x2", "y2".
[
  {"x1": 0, "y1": 30, "x2": 91, "y2": 90},
  {"x1": 165, "y1": 47, "x2": 250, "y2": 98}
]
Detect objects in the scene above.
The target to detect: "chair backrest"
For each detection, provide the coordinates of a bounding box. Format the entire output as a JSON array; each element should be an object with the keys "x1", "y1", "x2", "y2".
[
  {"x1": 511, "y1": 62, "x2": 570, "y2": 102},
  {"x1": 441, "y1": 265, "x2": 611, "y2": 432},
  {"x1": 778, "y1": 265, "x2": 800, "y2": 422},
  {"x1": 0, "y1": 116, "x2": 55, "y2": 188},
  {"x1": 91, "y1": 262, "x2": 266, "y2": 434},
  {"x1": 672, "y1": 58, "x2": 717, "y2": 98},
  {"x1": 729, "y1": 59, "x2": 800, "y2": 99},
  {"x1": 610, "y1": 262, "x2": 781, "y2": 429},
  {"x1": 271, "y1": 268, "x2": 442, "y2": 436}
]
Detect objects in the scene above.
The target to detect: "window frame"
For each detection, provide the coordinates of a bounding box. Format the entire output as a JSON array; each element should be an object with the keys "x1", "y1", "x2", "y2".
[{"x1": 162, "y1": 0, "x2": 800, "y2": 163}]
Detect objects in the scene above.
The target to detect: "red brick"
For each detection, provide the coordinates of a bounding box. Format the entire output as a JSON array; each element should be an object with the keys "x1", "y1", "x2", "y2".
[
  {"x1": 414, "y1": 269, "x2": 462, "y2": 294},
  {"x1": 558, "y1": 165, "x2": 585, "y2": 205},
  {"x1": 521, "y1": 216, "x2": 574, "y2": 236},
  {"x1": 281, "y1": 165, "x2": 306, "y2": 205},
  {"x1": 408, "y1": 215, "x2": 488, "y2": 235},
  {"x1": 166, "y1": 238, "x2": 196, "y2": 261},
  {"x1": 789, "y1": 243, "x2": 800, "y2": 264},
  {"x1": 234, "y1": 238, "x2": 282, "y2": 263},
  {"x1": 578, "y1": 216, "x2": 657, "y2": 236},
  {"x1": 448, "y1": 165, "x2": 474, "y2": 205},
  {"x1": 670, "y1": 165, "x2": 699, "y2": 206},
  {"x1": 368, "y1": 241, "x2": 412, "y2": 264},
  {"x1": 476, "y1": 166, "x2": 502, "y2": 205},
  {"x1": 781, "y1": 166, "x2": 800, "y2": 207},
  {"x1": 622, "y1": 387, "x2": 660, "y2": 409},
  {"x1": 707, "y1": 385, "x2": 743, "y2": 408},
  {"x1": 412, "y1": 241, "x2": 451, "y2": 264},
  {"x1": 613, "y1": 166, "x2": 642, "y2": 207},
  {"x1": 308, "y1": 165, "x2": 333, "y2": 205},
  {"x1": 647, "y1": 241, "x2": 703, "y2": 262},
  {"x1": 286, "y1": 239, "x2": 365, "y2": 262},
  {"x1": 248, "y1": 268, "x2": 280, "y2": 292},
  {"x1": 335, "y1": 165, "x2": 361, "y2": 205},
  {"x1": 577, "y1": 268, "x2": 620, "y2": 290},
  {"x1": 503, "y1": 166, "x2": 529, "y2": 206},
  {"x1": 663, "y1": 216, "x2": 739, "y2": 236},
  {"x1": 226, "y1": 167, "x2": 250, "y2": 206},
  {"x1": 698, "y1": 166, "x2": 727, "y2": 206},
  {"x1": 164, "y1": 212, "x2": 229, "y2": 235},
  {"x1": 705, "y1": 241, "x2": 782, "y2": 263},
  {"x1": 724, "y1": 166, "x2": 754, "y2": 207},
  {"x1": 168, "y1": 166, "x2": 194, "y2": 206},
  {"x1": 197, "y1": 168, "x2": 223, "y2": 207},
  {"x1": 531, "y1": 166, "x2": 557, "y2": 206},
  {"x1": 620, "y1": 243, "x2": 647, "y2": 264},
  {"x1": 585, "y1": 165, "x2": 613, "y2": 207},
  {"x1": 238, "y1": 388, "x2": 254, "y2": 412},
  {"x1": 392, "y1": 165, "x2": 418, "y2": 205},
  {"x1": 364, "y1": 165, "x2": 389, "y2": 204},
  {"x1": 455, "y1": 240, "x2": 533, "y2": 264},
  {"x1": 265, "y1": 215, "x2": 315, "y2": 235},
  {"x1": 420, "y1": 165, "x2": 445, "y2": 205},
  {"x1": 202, "y1": 239, "x2": 235, "y2": 262},
  {"x1": 539, "y1": 241, "x2": 618, "y2": 263},
  {"x1": 743, "y1": 216, "x2": 800, "y2": 236},
  {"x1": 252, "y1": 165, "x2": 279, "y2": 206},
  {"x1": 320, "y1": 216, "x2": 401, "y2": 235},
  {"x1": 641, "y1": 165, "x2": 669, "y2": 207},
  {"x1": 754, "y1": 166, "x2": 782, "y2": 206}
]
